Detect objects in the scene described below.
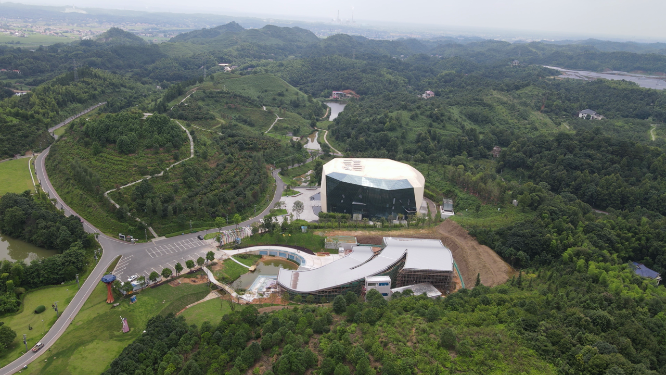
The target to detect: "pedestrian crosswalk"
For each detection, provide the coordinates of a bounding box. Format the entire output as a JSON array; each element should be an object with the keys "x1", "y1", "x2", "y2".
[{"x1": 145, "y1": 238, "x2": 207, "y2": 258}]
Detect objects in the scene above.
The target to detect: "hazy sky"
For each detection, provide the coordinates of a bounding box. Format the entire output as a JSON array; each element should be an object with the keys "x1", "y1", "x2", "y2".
[{"x1": 11, "y1": 0, "x2": 666, "y2": 41}]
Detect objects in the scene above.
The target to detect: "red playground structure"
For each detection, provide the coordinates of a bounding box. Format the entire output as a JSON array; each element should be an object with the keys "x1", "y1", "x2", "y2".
[{"x1": 101, "y1": 274, "x2": 117, "y2": 303}]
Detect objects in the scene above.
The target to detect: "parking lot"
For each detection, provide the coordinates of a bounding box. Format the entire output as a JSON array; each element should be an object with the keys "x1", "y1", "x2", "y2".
[{"x1": 114, "y1": 236, "x2": 217, "y2": 283}]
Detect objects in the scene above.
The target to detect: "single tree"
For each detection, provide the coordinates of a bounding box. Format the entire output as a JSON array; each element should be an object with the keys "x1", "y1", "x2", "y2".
[
  {"x1": 175, "y1": 262, "x2": 184, "y2": 276},
  {"x1": 186, "y1": 259, "x2": 195, "y2": 269},
  {"x1": 475, "y1": 273, "x2": 482, "y2": 287},
  {"x1": 333, "y1": 295, "x2": 347, "y2": 314},
  {"x1": 0, "y1": 323, "x2": 16, "y2": 352},
  {"x1": 121, "y1": 281, "x2": 134, "y2": 295},
  {"x1": 292, "y1": 200, "x2": 304, "y2": 220},
  {"x1": 215, "y1": 216, "x2": 226, "y2": 234},
  {"x1": 206, "y1": 251, "x2": 215, "y2": 264},
  {"x1": 196, "y1": 257, "x2": 205, "y2": 268},
  {"x1": 149, "y1": 271, "x2": 159, "y2": 283},
  {"x1": 440, "y1": 328, "x2": 457, "y2": 350},
  {"x1": 136, "y1": 276, "x2": 146, "y2": 288},
  {"x1": 161, "y1": 267, "x2": 172, "y2": 279},
  {"x1": 232, "y1": 213, "x2": 242, "y2": 229}
]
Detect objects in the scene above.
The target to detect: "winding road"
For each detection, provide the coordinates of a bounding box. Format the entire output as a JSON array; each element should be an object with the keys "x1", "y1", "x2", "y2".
[{"x1": 1, "y1": 151, "x2": 287, "y2": 375}]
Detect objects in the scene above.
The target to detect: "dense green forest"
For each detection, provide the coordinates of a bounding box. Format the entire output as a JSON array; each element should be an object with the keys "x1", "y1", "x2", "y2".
[
  {"x1": 0, "y1": 192, "x2": 95, "y2": 313},
  {"x1": 0, "y1": 67, "x2": 153, "y2": 157},
  {"x1": 106, "y1": 263, "x2": 666, "y2": 375},
  {"x1": 2, "y1": 19, "x2": 666, "y2": 374},
  {"x1": 46, "y1": 75, "x2": 314, "y2": 237}
]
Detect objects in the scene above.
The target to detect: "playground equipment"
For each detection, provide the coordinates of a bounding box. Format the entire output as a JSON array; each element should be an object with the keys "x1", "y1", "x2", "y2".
[{"x1": 102, "y1": 274, "x2": 117, "y2": 303}]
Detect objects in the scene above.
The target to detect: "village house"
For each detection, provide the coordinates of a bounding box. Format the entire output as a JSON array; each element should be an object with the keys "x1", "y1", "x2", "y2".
[
  {"x1": 330, "y1": 90, "x2": 360, "y2": 99},
  {"x1": 422, "y1": 90, "x2": 435, "y2": 99},
  {"x1": 578, "y1": 109, "x2": 604, "y2": 120}
]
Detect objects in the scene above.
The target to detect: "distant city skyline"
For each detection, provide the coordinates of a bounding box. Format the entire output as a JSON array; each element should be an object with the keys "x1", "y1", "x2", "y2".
[{"x1": 5, "y1": 0, "x2": 666, "y2": 42}]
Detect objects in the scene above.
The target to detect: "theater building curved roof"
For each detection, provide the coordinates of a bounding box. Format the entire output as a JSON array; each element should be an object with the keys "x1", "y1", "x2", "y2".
[{"x1": 277, "y1": 237, "x2": 452, "y2": 294}]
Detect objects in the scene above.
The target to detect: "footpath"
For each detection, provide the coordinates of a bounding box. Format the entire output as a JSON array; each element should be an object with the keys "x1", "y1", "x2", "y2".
[{"x1": 102, "y1": 120, "x2": 194, "y2": 238}]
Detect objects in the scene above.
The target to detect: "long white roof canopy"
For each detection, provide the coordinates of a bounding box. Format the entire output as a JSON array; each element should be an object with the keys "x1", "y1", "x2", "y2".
[{"x1": 277, "y1": 237, "x2": 453, "y2": 293}]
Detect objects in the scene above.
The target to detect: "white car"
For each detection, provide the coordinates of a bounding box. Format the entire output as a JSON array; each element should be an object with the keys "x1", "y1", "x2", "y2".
[{"x1": 127, "y1": 274, "x2": 138, "y2": 282}]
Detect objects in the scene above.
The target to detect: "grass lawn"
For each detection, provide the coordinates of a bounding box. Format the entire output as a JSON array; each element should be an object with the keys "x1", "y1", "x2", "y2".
[
  {"x1": 268, "y1": 208, "x2": 288, "y2": 217},
  {"x1": 282, "y1": 189, "x2": 299, "y2": 196},
  {"x1": 24, "y1": 281, "x2": 210, "y2": 375},
  {"x1": 241, "y1": 231, "x2": 326, "y2": 252},
  {"x1": 0, "y1": 158, "x2": 33, "y2": 196},
  {"x1": 451, "y1": 203, "x2": 534, "y2": 229},
  {"x1": 53, "y1": 127, "x2": 66, "y2": 137},
  {"x1": 180, "y1": 297, "x2": 231, "y2": 327},
  {"x1": 212, "y1": 256, "x2": 259, "y2": 283},
  {"x1": 232, "y1": 254, "x2": 261, "y2": 267},
  {"x1": 0, "y1": 284, "x2": 78, "y2": 367},
  {"x1": 278, "y1": 173, "x2": 300, "y2": 187}
]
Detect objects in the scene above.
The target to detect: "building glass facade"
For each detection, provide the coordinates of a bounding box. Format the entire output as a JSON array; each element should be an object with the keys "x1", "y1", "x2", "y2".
[{"x1": 326, "y1": 172, "x2": 417, "y2": 219}]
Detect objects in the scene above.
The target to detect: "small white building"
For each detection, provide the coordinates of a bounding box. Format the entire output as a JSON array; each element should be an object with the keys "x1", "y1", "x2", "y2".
[
  {"x1": 365, "y1": 276, "x2": 392, "y2": 300},
  {"x1": 441, "y1": 198, "x2": 454, "y2": 219}
]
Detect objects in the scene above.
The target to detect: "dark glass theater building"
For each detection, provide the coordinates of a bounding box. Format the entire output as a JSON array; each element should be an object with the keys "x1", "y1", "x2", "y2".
[{"x1": 321, "y1": 159, "x2": 425, "y2": 220}]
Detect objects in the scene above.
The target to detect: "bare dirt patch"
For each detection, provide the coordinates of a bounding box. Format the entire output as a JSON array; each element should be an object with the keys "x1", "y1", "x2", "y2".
[
  {"x1": 324, "y1": 220, "x2": 513, "y2": 287},
  {"x1": 169, "y1": 274, "x2": 209, "y2": 287}
]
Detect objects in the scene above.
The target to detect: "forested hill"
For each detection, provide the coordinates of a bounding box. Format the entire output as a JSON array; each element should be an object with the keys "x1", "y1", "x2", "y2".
[
  {"x1": 95, "y1": 27, "x2": 148, "y2": 46},
  {"x1": 0, "y1": 67, "x2": 152, "y2": 157},
  {"x1": 168, "y1": 21, "x2": 245, "y2": 42}
]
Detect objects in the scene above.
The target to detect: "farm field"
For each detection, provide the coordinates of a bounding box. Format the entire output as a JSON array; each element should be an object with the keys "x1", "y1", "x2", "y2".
[{"x1": 0, "y1": 33, "x2": 75, "y2": 48}]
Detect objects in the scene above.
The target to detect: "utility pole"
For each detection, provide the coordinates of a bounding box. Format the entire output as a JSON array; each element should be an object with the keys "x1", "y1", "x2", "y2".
[
  {"x1": 189, "y1": 220, "x2": 192, "y2": 232},
  {"x1": 54, "y1": 301, "x2": 58, "y2": 317},
  {"x1": 76, "y1": 274, "x2": 80, "y2": 289},
  {"x1": 23, "y1": 334, "x2": 27, "y2": 352},
  {"x1": 145, "y1": 228, "x2": 147, "y2": 242}
]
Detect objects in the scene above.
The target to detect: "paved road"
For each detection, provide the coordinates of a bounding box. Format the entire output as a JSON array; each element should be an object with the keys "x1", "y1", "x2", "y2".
[
  {"x1": 48, "y1": 102, "x2": 106, "y2": 139},
  {"x1": 1, "y1": 152, "x2": 287, "y2": 374}
]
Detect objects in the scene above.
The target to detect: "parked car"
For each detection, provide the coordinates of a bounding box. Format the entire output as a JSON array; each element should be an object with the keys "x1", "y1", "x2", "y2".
[
  {"x1": 31, "y1": 342, "x2": 44, "y2": 352},
  {"x1": 127, "y1": 274, "x2": 138, "y2": 282},
  {"x1": 197, "y1": 235, "x2": 204, "y2": 240}
]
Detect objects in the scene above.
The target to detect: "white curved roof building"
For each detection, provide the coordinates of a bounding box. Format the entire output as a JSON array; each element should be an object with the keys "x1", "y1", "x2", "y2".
[
  {"x1": 321, "y1": 158, "x2": 425, "y2": 219},
  {"x1": 277, "y1": 237, "x2": 454, "y2": 299}
]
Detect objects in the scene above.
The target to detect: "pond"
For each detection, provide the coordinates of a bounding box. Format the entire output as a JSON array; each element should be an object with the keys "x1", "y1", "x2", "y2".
[
  {"x1": 0, "y1": 233, "x2": 58, "y2": 263},
  {"x1": 325, "y1": 102, "x2": 346, "y2": 121},
  {"x1": 235, "y1": 258, "x2": 298, "y2": 289}
]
